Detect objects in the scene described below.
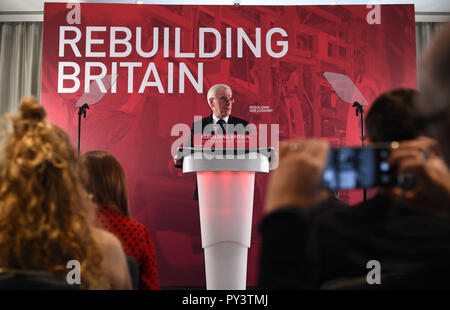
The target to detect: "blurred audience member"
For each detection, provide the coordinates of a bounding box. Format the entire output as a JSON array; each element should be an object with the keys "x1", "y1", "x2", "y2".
[
  {"x1": 259, "y1": 86, "x2": 450, "y2": 289},
  {"x1": 419, "y1": 23, "x2": 450, "y2": 164},
  {"x1": 0, "y1": 97, "x2": 131, "y2": 289},
  {"x1": 366, "y1": 88, "x2": 420, "y2": 142},
  {"x1": 389, "y1": 23, "x2": 450, "y2": 211},
  {"x1": 78, "y1": 151, "x2": 160, "y2": 290}
]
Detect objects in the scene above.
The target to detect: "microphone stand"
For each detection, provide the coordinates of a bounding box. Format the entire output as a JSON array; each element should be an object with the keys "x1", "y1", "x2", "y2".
[
  {"x1": 352, "y1": 101, "x2": 367, "y2": 201},
  {"x1": 77, "y1": 103, "x2": 89, "y2": 157}
]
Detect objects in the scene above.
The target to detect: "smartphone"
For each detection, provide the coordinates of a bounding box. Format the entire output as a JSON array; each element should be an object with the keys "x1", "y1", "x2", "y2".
[{"x1": 322, "y1": 145, "x2": 394, "y2": 190}]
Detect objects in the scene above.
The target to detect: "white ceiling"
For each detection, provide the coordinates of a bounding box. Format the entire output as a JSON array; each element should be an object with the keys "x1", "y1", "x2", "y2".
[
  {"x1": 0, "y1": 0, "x2": 449, "y2": 12},
  {"x1": 0, "y1": 0, "x2": 449, "y2": 22}
]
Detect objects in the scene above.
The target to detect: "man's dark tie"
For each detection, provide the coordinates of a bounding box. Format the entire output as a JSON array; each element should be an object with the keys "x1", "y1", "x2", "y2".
[{"x1": 217, "y1": 119, "x2": 226, "y2": 134}]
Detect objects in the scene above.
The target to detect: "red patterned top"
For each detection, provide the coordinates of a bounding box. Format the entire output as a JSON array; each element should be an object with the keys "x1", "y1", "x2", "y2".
[{"x1": 96, "y1": 204, "x2": 160, "y2": 290}]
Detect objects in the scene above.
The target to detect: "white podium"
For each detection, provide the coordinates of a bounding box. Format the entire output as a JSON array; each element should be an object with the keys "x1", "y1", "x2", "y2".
[{"x1": 177, "y1": 147, "x2": 275, "y2": 290}]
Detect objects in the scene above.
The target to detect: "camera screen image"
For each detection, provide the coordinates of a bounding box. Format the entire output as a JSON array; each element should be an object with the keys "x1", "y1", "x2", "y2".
[{"x1": 322, "y1": 146, "x2": 394, "y2": 190}]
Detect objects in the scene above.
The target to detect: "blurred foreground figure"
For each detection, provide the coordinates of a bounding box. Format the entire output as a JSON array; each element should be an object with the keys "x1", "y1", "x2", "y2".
[
  {"x1": 0, "y1": 97, "x2": 131, "y2": 289},
  {"x1": 259, "y1": 81, "x2": 450, "y2": 288},
  {"x1": 388, "y1": 22, "x2": 450, "y2": 210}
]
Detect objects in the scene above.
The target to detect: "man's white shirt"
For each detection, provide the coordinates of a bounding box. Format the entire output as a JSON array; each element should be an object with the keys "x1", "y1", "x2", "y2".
[
  {"x1": 212, "y1": 114, "x2": 229, "y2": 124},
  {"x1": 212, "y1": 114, "x2": 229, "y2": 133}
]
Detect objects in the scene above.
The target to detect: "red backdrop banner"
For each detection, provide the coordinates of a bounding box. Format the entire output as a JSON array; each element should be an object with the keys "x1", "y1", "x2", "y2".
[{"x1": 41, "y1": 3, "x2": 416, "y2": 287}]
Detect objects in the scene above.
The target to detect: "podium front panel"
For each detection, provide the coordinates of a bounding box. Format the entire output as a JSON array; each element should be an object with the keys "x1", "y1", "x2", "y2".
[{"x1": 197, "y1": 171, "x2": 255, "y2": 248}]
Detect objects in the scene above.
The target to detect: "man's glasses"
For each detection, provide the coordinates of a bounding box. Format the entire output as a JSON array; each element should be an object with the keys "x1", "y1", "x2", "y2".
[{"x1": 213, "y1": 97, "x2": 235, "y2": 103}]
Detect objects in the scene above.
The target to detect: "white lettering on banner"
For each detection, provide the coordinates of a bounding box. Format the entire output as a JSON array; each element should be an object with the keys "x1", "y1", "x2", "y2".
[
  {"x1": 120, "y1": 62, "x2": 142, "y2": 93},
  {"x1": 111, "y1": 62, "x2": 117, "y2": 93},
  {"x1": 110, "y1": 27, "x2": 132, "y2": 57},
  {"x1": 237, "y1": 28, "x2": 261, "y2": 58},
  {"x1": 85, "y1": 62, "x2": 107, "y2": 93},
  {"x1": 167, "y1": 62, "x2": 173, "y2": 93},
  {"x1": 199, "y1": 28, "x2": 221, "y2": 58},
  {"x1": 58, "y1": 62, "x2": 80, "y2": 93},
  {"x1": 164, "y1": 27, "x2": 169, "y2": 58},
  {"x1": 57, "y1": 26, "x2": 289, "y2": 94},
  {"x1": 136, "y1": 27, "x2": 158, "y2": 57},
  {"x1": 59, "y1": 26, "x2": 288, "y2": 59},
  {"x1": 59, "y1": 26, "x2": 82, "y2": 57},
  {"x1": 175, "y1": 27, "x2": 195, "y2": 58},
  {"x1": 139, "y1": 62, "x2": 164, "y2": 93},
  {"x1": 226, "y1": 28, "x2": 232, "y2": 58},
  {"x1": 57, "y1": 61, "x2": 203, "y2": 94},
  {"x1": 266, "y1": 28, "x2": 289, "y2": 58},
  {"x1": 85, "y1": 26, "x2": 106, "y2": 57},
  {"x1": 179, "y1": 63, "x2": 203, "y2": 93}
]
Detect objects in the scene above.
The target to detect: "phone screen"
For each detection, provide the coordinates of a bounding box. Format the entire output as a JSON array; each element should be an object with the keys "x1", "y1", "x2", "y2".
[{"x1": 322, "y1": 146, "x2": 394, "y2": 190}]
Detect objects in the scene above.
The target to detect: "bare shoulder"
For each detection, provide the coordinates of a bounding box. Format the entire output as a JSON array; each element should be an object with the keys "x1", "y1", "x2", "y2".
[
  {"x1": 92, "y1": 227, "x2": 132, "y2": 290},
  {"x1": 92, "y1": 227, "x2": 123, "y2": 254}
]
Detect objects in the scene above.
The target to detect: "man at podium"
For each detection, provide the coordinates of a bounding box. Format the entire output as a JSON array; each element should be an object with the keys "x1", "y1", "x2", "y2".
[
  {"x1": 174, "y1": 83, "x2": 251, "y2": 172},
  {"x1": 189, "y1": 83, "x2": 250, "y2": 146},
  {"x1": 173, "y1": 84, "x2": 270, "y2": 290},
  {"x1": 188, "y1": 83, "x2": 250, "y2": 200}
]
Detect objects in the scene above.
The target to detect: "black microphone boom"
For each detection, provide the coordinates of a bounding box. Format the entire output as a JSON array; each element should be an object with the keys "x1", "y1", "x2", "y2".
[{"x1": 77, "y1": 103, "x2": 89, "y2": 157}]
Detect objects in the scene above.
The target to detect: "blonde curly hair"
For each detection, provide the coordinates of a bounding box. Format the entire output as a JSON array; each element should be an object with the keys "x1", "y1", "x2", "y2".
[{"x1": 0, "y1": 96, "x2": 107, "y2": 289}]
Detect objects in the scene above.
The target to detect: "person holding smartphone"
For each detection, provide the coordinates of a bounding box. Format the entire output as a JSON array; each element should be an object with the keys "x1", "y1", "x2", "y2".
[{"x1": 259, "y1": 87, "x2": 450, "y2": 289}]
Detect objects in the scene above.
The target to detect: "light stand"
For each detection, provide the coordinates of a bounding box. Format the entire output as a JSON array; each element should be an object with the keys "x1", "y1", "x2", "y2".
[
  {"x1": 352, "y1": 101, "x2": 367, "y2": 201},
  {"x1": 323, "y1": 72, "x2": 369, "y2": 202},
  {"x1": 77, "y1": 103, "x2": 89, "y2": 157},
  {"x1": 74, "y1": 74, "x2": 118, "y2": 157}
]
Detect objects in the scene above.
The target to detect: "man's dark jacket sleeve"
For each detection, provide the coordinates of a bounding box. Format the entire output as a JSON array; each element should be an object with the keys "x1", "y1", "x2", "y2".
[{"x1": 258, "y1": 207, "x2": 318, "y2": 289}]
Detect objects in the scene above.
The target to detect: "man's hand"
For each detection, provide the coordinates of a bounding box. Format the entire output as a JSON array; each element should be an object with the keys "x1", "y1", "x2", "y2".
[
  {"x1": 388, "y1": 136, "x2": 450, "y2": 211},
  {"x1": 264, "y1": 138, "x2": 330, "y2": 215}
]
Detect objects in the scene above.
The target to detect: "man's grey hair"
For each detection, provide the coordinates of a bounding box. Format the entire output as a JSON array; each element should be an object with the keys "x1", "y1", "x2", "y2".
[{"x1": 206, "y1": 84, "x2": 232, "y2": 107}]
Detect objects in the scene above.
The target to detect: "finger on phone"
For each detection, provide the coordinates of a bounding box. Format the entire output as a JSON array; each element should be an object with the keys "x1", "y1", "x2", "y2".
[
  {"x1": 397, "y1": 157, "x2": 426, "y2": 176},
  {"x1": 388, "y1": 148, "x2": 423, "y2": 165}
]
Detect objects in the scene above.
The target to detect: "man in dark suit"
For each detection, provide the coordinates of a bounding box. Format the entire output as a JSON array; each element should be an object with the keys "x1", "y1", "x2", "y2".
[
  {"x1": 174, "y1": 84, "x2": 250, "y2": 199},
  {"x1": 259, "y1": 88, "x2": 450, "y2": 289},
  {"x1": 189, "y1": 83, "x2": 250, "y2": 147}
]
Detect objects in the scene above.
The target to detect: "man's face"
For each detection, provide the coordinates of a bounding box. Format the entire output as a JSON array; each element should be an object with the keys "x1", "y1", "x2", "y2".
[{"x1": 209, "y1": 88, "x2": 233, "y2": 119}]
